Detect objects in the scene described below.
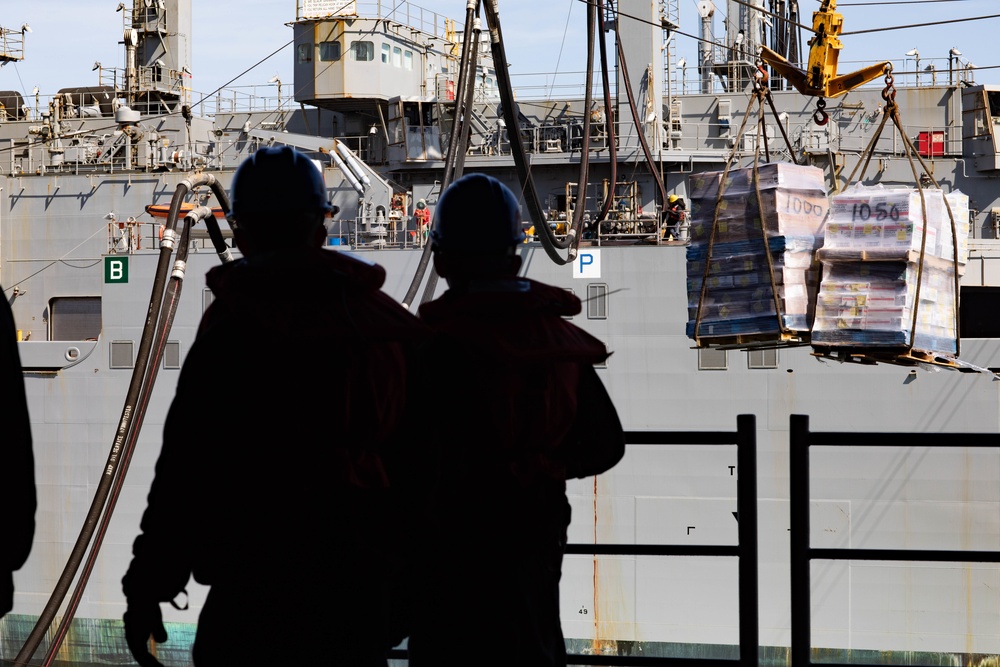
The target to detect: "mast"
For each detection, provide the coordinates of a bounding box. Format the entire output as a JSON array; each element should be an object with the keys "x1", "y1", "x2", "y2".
[{"x1": 120, "y1": 0, "x2": 193, "y2": 113}]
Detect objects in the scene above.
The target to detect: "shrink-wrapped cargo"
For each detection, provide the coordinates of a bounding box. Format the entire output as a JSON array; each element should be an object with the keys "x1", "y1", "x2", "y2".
[
  {"x1": 812, "y1": 185, "x2": 967, "y2": 356},
  {"x1": 686, "y1": 162, "x2": 828, "y2": 342}
]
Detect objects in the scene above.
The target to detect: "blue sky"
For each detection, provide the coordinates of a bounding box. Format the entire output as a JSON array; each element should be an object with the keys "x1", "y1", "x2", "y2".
[{"x1": 3, "y1": 0, "x2": 996, "y2": 105}]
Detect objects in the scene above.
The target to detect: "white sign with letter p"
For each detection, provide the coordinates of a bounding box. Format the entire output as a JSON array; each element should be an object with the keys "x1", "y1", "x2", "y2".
[{"x1": 573, "y1": 249, "x2": 601, "y2": 279}]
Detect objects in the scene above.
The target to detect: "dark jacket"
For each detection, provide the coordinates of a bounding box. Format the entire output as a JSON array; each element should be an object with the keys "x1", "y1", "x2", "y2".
[
  {"x1": 122, "y1": 248, "x2": 427, "y2": 665},
  {"x1": 409, "y1": 277, "x2": 625, "y2": 667},
  {"x1": 1, "y1": 288, "x2": 34, "y2": 618}
]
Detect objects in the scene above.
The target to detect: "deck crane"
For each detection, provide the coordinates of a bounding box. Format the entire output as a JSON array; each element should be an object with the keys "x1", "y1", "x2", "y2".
[{"x1": 759, "y1": 0, "x2": 888, "y2": 124}]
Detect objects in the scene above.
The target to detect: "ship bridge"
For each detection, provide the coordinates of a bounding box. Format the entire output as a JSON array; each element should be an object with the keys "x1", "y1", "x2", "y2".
[{"x1": 291, "y1": 1, "x2": 465, "y2": 112}]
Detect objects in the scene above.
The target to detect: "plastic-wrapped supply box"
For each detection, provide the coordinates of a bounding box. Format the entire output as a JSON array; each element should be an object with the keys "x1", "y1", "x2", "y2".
[
  {"x1": 812, "y1": 185, "x2": 969, "y2": 355},
  {"x1": 686, "y1": 162, "x2": 828, "y2": 342}
]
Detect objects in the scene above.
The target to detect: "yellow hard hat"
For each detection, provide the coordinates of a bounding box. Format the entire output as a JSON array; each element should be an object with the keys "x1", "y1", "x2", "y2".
[{"x1": 668, "y1": 194, "x2": 679, "y2": 203}]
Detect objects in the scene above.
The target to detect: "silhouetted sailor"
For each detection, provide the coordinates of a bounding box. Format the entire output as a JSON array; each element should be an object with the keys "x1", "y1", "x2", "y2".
[
  {"x1": 408, "y1": 173, "x2": 626, "y2": 666},
  {"x1": 122, "y1": 147, "x2": 426, "y2": 666},
  {"x1": 1, "y1": 287, "x2": 35, "y2": 619}
]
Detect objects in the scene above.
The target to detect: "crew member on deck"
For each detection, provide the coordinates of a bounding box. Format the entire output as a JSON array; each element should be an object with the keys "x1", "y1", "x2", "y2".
[
  {"x1": 122, "y1": 146, "x2": 427, "y2": 667},
  {"x1": 664, "y1": 193, "x2": 686, "y2": 241},
  {"x1": 1, "y1": 286, "x2": 35, "y2": 620},
  {"x1": 414, "y1": 198, "x2": 431, "y2": 246},
  {"x1": 407, "y1": 173, "x2": 625, "y2": 667}
]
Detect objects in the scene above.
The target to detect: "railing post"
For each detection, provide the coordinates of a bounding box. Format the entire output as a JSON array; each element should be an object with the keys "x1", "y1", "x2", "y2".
[
  {"x1": 789, "y1": 414, "x2": 811, "y2": 667},
  {"x1": 736, "y1": 414, "x2": 759, "y2": 667}
]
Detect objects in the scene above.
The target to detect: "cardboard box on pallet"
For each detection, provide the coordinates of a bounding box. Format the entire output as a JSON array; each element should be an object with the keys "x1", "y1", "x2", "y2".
[
  {"x1": 686, "y1": 162, "x2": 828, "y2": 342},
  {"x1": 824, "y1": 186, "x2": 969, "y2": 264},
  {"x1": 688, "y1": 189, "x2": 829, "y2": 244},
  {"x1": 813, "y1": 185, "x2": 965, "y2": 355}
]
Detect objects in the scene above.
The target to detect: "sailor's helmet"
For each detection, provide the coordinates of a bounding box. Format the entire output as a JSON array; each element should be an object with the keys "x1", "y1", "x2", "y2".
[
  {"x1": 229, "y1": 146, "x2": 332, "y2": 226},
  {"x1": 430, "y1": 173, "x2": 525, "y2": 253}
]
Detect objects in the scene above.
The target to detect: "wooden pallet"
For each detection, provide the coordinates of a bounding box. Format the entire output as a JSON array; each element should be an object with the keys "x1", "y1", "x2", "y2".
[
  {"x1": 810, "y1": 345, "x2": 985, "y2": 372},
  {"x1": 695, "y1": 331, "x2": 810, "y2": 351}
]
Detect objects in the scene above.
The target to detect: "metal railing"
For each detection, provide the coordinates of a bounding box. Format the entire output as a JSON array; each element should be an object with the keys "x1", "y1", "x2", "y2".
[
  {"x1": 387, "y1": 415, "x2": 760, "y2": 666},
  {"x1": 563, "y1": 415, "x2": 760, "y2": 666},
  {"x1": 788, "y1": 414, "x2": 1000, "y2": 667}
]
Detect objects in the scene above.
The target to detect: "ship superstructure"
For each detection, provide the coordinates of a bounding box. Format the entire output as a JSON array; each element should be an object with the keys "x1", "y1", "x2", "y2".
[{"x1": 1, "y1": 1, "x2": 998, "y2": 665}]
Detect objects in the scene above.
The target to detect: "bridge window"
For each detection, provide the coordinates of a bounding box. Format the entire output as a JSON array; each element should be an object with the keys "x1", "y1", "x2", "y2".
[
  {"x1": 319, "y1": 41, "x2": 341, "y2": 62},
  {"x1": 296, "y1": 43, "x2": 313, "y2": 64},
  {"x1": 381, "y1": 43, "x2": 390, "y2": 64},
  {"x1": 351, "y1": 41, "x2": 374, "y2": 62},
  {"x1": 392, "y1": 46, "x2": 402, "y2": 68},
  {"x1": 403, "y1": 49, "x2": 413, "y2": 70},
  {"x1": 50, "y1": 296, "x2": 101, "y2": 341}
]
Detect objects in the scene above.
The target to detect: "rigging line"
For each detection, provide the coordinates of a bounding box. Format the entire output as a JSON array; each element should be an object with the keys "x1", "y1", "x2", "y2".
[
  {"x1": 2, "y1": 224, "x2": 109, "y2": 291},
  {"x1": 725, "y1": 0, "x2": 815, "y2": 34},
  {"x1": 841, "y1": 0, "x2": 978, "y2": 4},
  {"x1": 10, "y1": 61, "x2": 28, "y2": 105},
  {"x1": 842, "y1": 13, "x2": 1000, "y2": 35},
  {"x1": 578, "y1": 0, "x2": 758, "y2": 61},
  {"x1": 188, "y1": 39, "x2": 293, "y2": 112},
  {"x1": 585, "y1": 0, "x2": 813, "y2": 38},
  {"x1": 546, "y1": 0, "x2": 576, "y2": 100},
  {"x1": 359, "y1": 0, "x2": 411, "y2": 40}
]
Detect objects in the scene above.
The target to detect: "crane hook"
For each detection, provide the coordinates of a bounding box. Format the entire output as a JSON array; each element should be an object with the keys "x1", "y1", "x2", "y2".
[{"x1": 813, "y1": 98, "x2": 829, "y2": 126}]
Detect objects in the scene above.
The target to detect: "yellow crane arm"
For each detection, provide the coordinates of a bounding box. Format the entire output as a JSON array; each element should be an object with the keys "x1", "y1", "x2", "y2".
[{"x1": 759, "y1": 0, "x2": 889, "y2": 99}]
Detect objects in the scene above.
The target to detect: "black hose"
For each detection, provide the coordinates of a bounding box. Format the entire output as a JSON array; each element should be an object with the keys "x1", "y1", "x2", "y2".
[
  {"x1": 594, "y1": 0, "x2": 618, "y2": 224},
  {"x1": 40, "y1": 216, "x2": 195, "y2": 667},
  {"x1": 483, "y1": 0, "x2": 572, "y2": 265},
  {"x1": 569, "y1": 0, "x2": 597, "y2": 242},
  {"x1": 615, "y1": 34, "x2": 668, "y2": 220},
  {"x1": 13, "y1": 187, "x2": 187, "y2": 667},
  {"x1": 401, "y1": 1, "x2": 482, "y2": 309},
  {"x1": 442, "y1": 1, "x2": 480, "y2": 188},
  {"x1": 453, "y1": 6, "x2": 482, "y2": 179},
  {"x1": 16, "y1": 178, "x2": 230, "y2": 666}
]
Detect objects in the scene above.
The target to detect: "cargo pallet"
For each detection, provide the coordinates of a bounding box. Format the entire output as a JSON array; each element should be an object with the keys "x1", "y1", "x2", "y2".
[
  {"x1": 810, "y1": 345, "x2": 983, "y2": 372},
  {"x1": 696, "y1": 331, "x2": 810, "y2": 351}
]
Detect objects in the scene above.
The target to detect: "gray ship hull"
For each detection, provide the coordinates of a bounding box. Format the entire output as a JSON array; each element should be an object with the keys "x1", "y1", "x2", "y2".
[{"x1": 2, "y1": 0, "x2": 999, "y2": 664}]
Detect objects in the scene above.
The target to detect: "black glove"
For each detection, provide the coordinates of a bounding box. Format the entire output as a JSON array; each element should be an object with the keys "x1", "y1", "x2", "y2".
[
  {"x1": 1, "y1": 571, "x2": 13, "y2": 618},
  {"x1": 123, "y1": 602, "x2": 168, "y2": 667}
]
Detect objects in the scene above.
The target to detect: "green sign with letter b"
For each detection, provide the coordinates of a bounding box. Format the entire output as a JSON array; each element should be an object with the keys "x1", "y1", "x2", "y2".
[{"x1": 105, "y1": 256, "x2": 129, "y2": 283}]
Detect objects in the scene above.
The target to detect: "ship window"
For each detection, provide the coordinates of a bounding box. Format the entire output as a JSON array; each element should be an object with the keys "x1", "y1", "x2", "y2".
[
  {"x1": 50, "y1": 296, "x2": 101, "y2": 341},
  {"x1": 403, "y1": 102, "x2": 421, "y2": 127},
  {"x1": 698, "y1": 348, "x2": 728, "y2": 371},
  {"x1": 297, "y1": 43, "x2": 313, "y2": 64},
  {"x1": 351, "y1": 41, "x2": 374, "y2": 62},
  {"x1": 960, "y1": 286, "x2": 1000, "y2": 337},
  {"x1": 319, "y1": 41, "x2": 341, "y2": 62},
  {"x1": 988, "y1": 91, "x2": 1000, "y2": 117},
  {"x1": 747, "y1": 348, "x2": 778, "y2": 369},
  {"x1": 403, "y1": 50, "x2": 413, "y2": 71},
  {"x1": 163, "y1": 341, "x2": 181, "y2": 369},
  {"x1": 110, "y1": 340, "x2": 134, "y2": 369},
  {"x1": 203, "y1": 287, "x2": 215, "y2": 313},
  {"x1": 392, "y1": 46, "x2": 402, "y2": 68},
  {"x1": 587, "y1": 283, "x2": 608, "y2": 319},
  {"x1": 381, "y1": 43, "x2": 390, "y2": 64}
]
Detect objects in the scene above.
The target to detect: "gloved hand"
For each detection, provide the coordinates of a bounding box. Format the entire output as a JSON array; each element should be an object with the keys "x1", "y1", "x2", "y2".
[
  {"x1": 123, "y1": 602, "x2": 168, "y2": 667},
  {"x1": 1, "y1": 571, "x2": 13, "y2": 618}
]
